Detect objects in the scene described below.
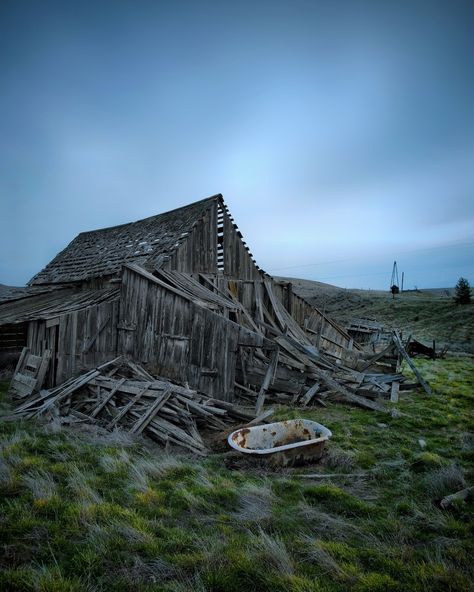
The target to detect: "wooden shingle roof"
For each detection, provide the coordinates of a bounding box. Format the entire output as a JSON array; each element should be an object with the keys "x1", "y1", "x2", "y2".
[
  {"x1": 29, "y1": 195, "x2": 221, "y2": 285},
  {"x1": 0, "y1": 287, "x2": 119, "y2": 325}
]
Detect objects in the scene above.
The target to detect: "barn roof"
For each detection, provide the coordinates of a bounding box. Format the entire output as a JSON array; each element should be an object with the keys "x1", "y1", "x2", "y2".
[
  {"x1": 29, "y1": 195, "x2": 222, "y2": 285},
  {"x1": 0, "y1": 287, "x2": 119, "y2": 325},
  {"x1": 0, "y1": 284, "x2": 73, "y2": 305}
]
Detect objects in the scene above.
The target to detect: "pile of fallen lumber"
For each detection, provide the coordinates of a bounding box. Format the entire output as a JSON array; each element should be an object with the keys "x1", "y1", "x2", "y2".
[
  {"x1": 8, "y1": 357, "x2": 256, "y2": 455},
  {"x1": 235, "y1": 330, "x2": 432, "y2": 413}
]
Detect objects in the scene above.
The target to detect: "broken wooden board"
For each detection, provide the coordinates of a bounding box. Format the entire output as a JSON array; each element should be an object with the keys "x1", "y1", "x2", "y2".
[
  {"x1": 9, "y1": 347, "x2": 51, "y2": 398},
  {"x1": 255, "y1": 347, "x2": 279, "y2": 415}
]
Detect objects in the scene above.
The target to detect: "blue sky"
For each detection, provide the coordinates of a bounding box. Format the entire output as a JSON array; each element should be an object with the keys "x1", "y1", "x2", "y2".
[{"x1": 1, "y1": 0, "x2": 473, "y2": 289}]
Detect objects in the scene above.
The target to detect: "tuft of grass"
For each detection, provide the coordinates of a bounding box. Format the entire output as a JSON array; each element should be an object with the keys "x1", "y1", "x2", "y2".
[
  {"x1": 251, "y1": 529, "x2": 294, "y2": 575},
  {"x1": 66, "y1": 463, "x2": 102, "y2": 503},
  {"x1": 298, "y1": 535, "x2": 349, "y2": 577},
  {"x1": 22, "y1": 468, "x2": 57, "y2": 501},
  {"x1": 412, "y1": 451, "x2": 447, "y2": 472},
  {"x1": 423, "y1": 464, "x2": 466, "y2": 499},
  {"x1": 303, "y1": 484, "x2": 375, "y2": 517},
  {"x1": 232, "y1": 480, "x2": 275, "y2": 524}
]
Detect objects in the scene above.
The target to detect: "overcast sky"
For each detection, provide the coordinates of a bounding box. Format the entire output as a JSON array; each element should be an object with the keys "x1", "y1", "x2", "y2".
[{"x1": 1, "y1": 0, "x2": 473, "y2": 289}]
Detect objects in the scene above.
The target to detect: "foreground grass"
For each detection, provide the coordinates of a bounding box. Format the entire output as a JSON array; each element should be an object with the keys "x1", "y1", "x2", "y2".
[{"x1": 1, "y1": 357, "x2": 473, "y2": 591}]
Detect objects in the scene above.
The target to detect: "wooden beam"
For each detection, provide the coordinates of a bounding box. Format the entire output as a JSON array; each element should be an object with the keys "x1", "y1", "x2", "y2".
[
  {"x1": 310, "y1": 365, "x2": 387, "y2": 412},
  {"x1": 392, "y1": 332, "x2": 432, "y2": 395},
  {"x1": 301, "y1": 382, "x2": 320, "y2": 407},
  {"x1": 390, "y1": 381, "x2": 400, "y2": 403},
  {"x1": 82, "y1": 314, "x2": 111, "y2": 353},
  {"x1": 255, "y1": 347, "x2": 279, "y2": 415},
  {"x1": 130, "y1": 387, "x2": 172, "y2": 434},
  {"x1": 90, "y1": 377, "x2": 126, "y2": 418},
  {"x1": 107, "y1": 382, "x2": 151, "y2": 428},
  {"x1": 358, "y1": 342, "x2": 395, "y2": 372}
]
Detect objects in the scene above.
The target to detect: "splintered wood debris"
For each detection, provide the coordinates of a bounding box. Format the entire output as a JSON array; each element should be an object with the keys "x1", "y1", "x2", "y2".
[
  {"x1": 8, "y1": 357, "x2": 256, "y2": 455},
  {"x1": 235, "y1": 326, "x2": 428, "y2": 414}
]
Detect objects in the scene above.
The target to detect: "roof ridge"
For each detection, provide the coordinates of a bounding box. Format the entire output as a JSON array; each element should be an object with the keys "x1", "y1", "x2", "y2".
[
  {"x1": 28, "y1": 194, "x2": 224, "y2": 285},
  {"x1": 78, "y1": 194, "x2": 222, "y2": 236}
]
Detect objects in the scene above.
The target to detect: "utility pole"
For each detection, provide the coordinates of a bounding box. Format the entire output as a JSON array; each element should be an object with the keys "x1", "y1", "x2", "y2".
[
  {"x1": 401, "y1": 271, "x2": 404, "y2": 293},
  {"x1": 390, "y1": 261, "x2": 400, "y2": 299}
]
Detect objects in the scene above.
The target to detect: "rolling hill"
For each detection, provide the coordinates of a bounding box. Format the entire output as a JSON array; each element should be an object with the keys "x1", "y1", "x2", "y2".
[{"x1": 277, "y1": 277, "x2": 474, "y2": 353}]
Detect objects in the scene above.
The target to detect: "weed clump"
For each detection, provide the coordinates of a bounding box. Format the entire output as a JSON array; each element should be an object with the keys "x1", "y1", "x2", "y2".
[
  {"x1": 423, "y1": 465, "x2": 466, "y2": 500},
  {"x1": 232, "y1": 481, "x2": 275, "y2": 524},
  {"x1": 251, "y1": 529, "x2": 294, "y2": 575},
  {"x1": 324, "y1": 447, "x2": 356, "y2": 471},
  {"x1": 303, "y1": 484, "x2": 374, "y2": 517},
  {"x1": 412, "y1": 451, "x2": 446, "y2": 472}
]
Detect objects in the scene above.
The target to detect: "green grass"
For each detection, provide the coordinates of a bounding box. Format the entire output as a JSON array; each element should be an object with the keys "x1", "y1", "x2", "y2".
[{"x1": 1, "y1": 357, "x2": 473, "y2": 591}]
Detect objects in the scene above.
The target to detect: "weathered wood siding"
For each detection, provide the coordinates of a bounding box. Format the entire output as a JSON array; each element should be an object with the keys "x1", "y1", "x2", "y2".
[
  {"x1": 272, "y1": 281, "x2": 355, "y2": 357},
  {"x1": 27, "y1": 299, "x2": 119, "y2": 385},
  {"x1": 213, "y1": 277, "x2": 355, "y2": 359},
  {"x1": 221, "y1": 205, "x2": 261, "y2": 280},
  {"x1": 165, "y1": 202, "x2": 218, "y2": 274},
  {"x1": 163, "y1": 200, "x2": 261, "y2": 280},
  {"x1": 118, "y1": 266, "x2": 266, "y2": 401}
]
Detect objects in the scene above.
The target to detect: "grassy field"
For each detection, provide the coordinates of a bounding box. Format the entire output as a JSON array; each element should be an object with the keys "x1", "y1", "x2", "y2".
[
  {"x1": 278, "y1": 277, "x2": 474, "y2": 353},
  {"x1": 1, "y1": 357, "x2": 473, "y2": 592}
]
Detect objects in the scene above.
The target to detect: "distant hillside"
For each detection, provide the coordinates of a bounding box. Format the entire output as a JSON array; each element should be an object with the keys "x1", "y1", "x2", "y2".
[
  {"x1": 277, "y1": 277, "x2": 473, "y2": 353},
  {"x1": 0, "y1": 283, "x2": 24, "y2": 302},
  {"x1": 0, "y1": 283, "x2": 19, "y2": 295}
]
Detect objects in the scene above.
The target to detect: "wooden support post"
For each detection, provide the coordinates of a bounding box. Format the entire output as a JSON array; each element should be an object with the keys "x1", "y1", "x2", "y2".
[
  {"x1": 392, "y1": 333, "x2": 432, "y2": 395},
  {"x1": 301, "y1": 382, "x2": 321, "y2": 407},
  {"x1": 255, "y1": 347, "x2": 279, "y2": 415}
]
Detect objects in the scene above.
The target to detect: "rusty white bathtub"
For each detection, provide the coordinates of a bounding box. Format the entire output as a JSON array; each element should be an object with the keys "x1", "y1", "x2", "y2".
[{"x1": 228, "y1": 419, "x2": 332, "y2": 466}]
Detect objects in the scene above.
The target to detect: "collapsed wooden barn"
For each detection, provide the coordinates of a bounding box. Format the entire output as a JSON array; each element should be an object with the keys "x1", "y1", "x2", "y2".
[{"x1": 0, "y1": 194, "x2": 359, "y2": 402}]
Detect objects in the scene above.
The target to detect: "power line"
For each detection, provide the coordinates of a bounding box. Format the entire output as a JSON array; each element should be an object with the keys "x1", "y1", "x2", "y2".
[{"x1": 268, "y1": 240, "x2": 474, "y2": 272}]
